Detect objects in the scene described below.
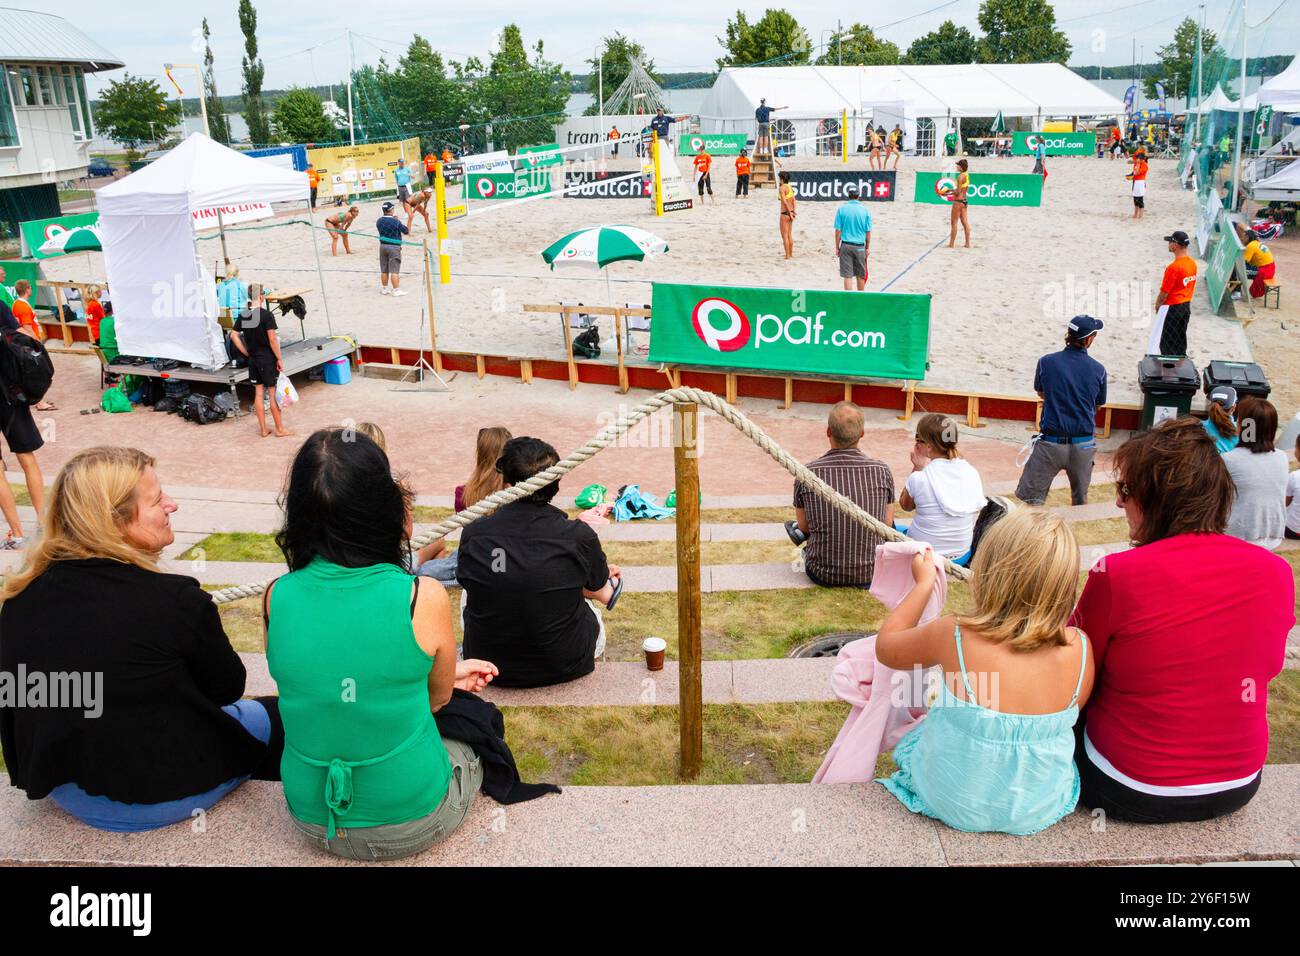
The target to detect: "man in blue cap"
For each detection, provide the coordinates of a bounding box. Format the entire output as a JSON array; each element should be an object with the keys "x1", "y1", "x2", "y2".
[{"x1": 1016, "y1": 315, "x2": 1108, "y2": 506}]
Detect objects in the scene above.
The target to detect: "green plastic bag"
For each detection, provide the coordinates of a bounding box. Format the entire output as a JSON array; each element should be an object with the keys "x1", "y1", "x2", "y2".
[
  {"x1": 665, "y1": 489, "x2": 702, "y2": 509},
  {"x1": 575, "y1": 483, "x2": 607, "y2": 509},
  {"x1": 101, "y1": 386, "x2": 132, "y2": 414}
]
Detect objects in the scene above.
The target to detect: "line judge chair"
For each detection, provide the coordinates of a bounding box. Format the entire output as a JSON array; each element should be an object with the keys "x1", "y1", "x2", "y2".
[{"x1": 624, "y1": 302, "x2": 651, "y2": 352}]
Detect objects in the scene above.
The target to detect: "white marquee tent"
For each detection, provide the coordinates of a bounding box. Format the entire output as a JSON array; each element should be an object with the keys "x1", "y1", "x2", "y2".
[
  {"x1": 98, "y1": 133, "x2": 311, "y2": 366},
  {"x1": 1191, "y1": 85, "x2": 1259, "y2": 115},
  {"x1": 698, "y1": 63, "x2": 1126, "y2": 155},
  {"x1": 1250, "y1": 157, "x2": 1300, "y2": 201},
  {"x1": 1255, "y1": 51, "x2": 1300, "y2": 112}
]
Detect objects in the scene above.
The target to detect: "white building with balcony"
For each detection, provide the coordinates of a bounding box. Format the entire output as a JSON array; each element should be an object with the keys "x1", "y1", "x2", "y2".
[{"x1": 0, "y1": 7, "x2": 123, "y2": 237}]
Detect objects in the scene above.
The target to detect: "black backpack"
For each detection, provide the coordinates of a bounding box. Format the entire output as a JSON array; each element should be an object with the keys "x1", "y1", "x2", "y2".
[
  {"x1": 181, "y1": 393, "x2": 226, "y2": 425},
  {"x1": 0, "y1": 328, "x2": 55, "y2": 406},
  {"x1": 572, "y1": 325, "x2": 601, "y2": 358}
]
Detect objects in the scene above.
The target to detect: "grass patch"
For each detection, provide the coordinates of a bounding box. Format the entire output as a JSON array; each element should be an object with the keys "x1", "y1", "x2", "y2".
[
  {"x1": 58, "y1": 188, "x2": 93, "y2": 202},
  {"x1": 181, "y1": 532, "x2": 282, "y2": 563},
  {"x1": 1267, "y1": 669, "x2": 1300, "y2": 764},
  {"x1": 1042, "y1": 482, "x2": 1117, "y2": 507},
  {"x1": 504, "y1": 702, "x2": 850, "y2": 785},
  {"x1": 1067, "y1": 516, "x2": 1131, "y2": 546}
]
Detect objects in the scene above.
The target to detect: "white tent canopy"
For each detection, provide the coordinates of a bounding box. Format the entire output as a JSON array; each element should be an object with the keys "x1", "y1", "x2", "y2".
[
  {"x1": 1250, "y1": 157, "x2": 1300, "y2": 201},
  {"x1": 98, "y1": 133, "x2": 309, "y2": 366},
  {"x1": 699, "y1": 63, "x2": 1124, "y2": 155},
  {"x1": 1191, "y1": 85, "x2": 1258, "y2": 114},
  {"x1": 1256, "y1": 51, "x2": 1300, "y2": 112}
]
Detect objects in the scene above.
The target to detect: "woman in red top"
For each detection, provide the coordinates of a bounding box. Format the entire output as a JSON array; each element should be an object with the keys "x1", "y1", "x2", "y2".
[{"x1": 1070, "y1": 418, "x2": 1293, "y2": 822}]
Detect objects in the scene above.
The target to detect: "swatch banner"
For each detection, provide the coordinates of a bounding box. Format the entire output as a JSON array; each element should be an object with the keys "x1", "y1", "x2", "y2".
[
  {"x1": 563, "y1": 172, "x2": 651, "y2": 198},
  {"x1": 787, "y1": 171, "x2": 896, "y2": 202},
  {"x1": 647, "y1": 282, "x2": 930, "y2": 381},
  {"x1": 678, "y1": 133, "x2": 749, "y2": 155},
  {"x1": 914, "y1": 171, "x2": 1043, "y2": 207},
  {"x1": 1011, "y1": 131, "x2": 1094, "y2": 156}
]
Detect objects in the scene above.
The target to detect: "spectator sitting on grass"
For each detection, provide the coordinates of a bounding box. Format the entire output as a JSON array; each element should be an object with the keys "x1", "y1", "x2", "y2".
[
  {"x1": 457, "y1": 437, "x2": 622, "y2": 688},
  {"x1": 1223, "y1": 396, "x2": 1287, "y2": 550}
]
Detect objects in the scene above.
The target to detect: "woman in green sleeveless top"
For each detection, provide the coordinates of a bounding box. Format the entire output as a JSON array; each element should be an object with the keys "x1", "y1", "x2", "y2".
[{"x1": 266, "y1": 428, "x2": 498, "y2": 861}]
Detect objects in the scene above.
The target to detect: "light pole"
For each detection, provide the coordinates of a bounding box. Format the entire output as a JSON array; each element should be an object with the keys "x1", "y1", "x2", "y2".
[{"x1": 163, "y1": 62, "x2": 209, "y2": 138}]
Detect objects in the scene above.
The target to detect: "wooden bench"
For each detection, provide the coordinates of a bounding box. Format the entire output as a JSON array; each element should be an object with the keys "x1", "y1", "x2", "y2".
[
  {"x1": 1, "y1": 767, "x2": 1294, "y2": 866},
  {"x1": 523, "y1": 302, "x2": 651, "y2": 394}
]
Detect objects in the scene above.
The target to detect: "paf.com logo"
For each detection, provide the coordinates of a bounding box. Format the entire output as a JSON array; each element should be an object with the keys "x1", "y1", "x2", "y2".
[
  {"x1": 474, "y1": 178, "x2": 498, "y2": 199},
  {"x1": 44, "y1": 224, "x2": 70, "y2": 242},
  {"x1": 689, "y1": 136, "x2": 705, "y2": 152},
  {"x1": 691, "y1": 297, "x2": 750, "y2": 352},
  {"x1": 1026, "y1": 134, "x2": 1045, "y2": 151},
  {"x1": 934, "y1": 176, "x2": 957, "y2": 202}
]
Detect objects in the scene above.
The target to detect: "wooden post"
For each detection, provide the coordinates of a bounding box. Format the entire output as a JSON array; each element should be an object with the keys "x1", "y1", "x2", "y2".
[
  {"x1": 896, "y1": 382, "x2": 915, "y2": 422},
  {"x1": 560, "y1": 306, "x2": 578, "y2": 390},
  {"x1": 614, "y1": 309, "x2": 628, "y2": 394},
  {"x1": 422, "y1": 240, "x2": 444, "y2": 374},
  {"x1": 475, "y1": 355, "x2": 486, "y2": 379},
  {"x1": 783, "y1": 376, "x2": 793, "y2": 410},
  {"x1": 966, "y1": 395, "x2": 986, "y2": 429},
  {"x1": 725, "y1": 372, "x2": 737, "y2": 404},
  {"x1": 674, "y1": 401, "x2": 702, "y2": 780}
]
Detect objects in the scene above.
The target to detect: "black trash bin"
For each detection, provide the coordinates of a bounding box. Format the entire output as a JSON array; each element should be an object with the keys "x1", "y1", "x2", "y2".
[
  {"x1": 1138, "y1": 356, "x2": 1199, "y2": 430},
  {"x1": 1202, "y1": 360, "x2": 1271, "y2": 400}
]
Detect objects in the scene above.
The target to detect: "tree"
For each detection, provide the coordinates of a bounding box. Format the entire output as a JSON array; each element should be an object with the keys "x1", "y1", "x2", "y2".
[
  {"x1": 93, "y1": 73, "x2": 180, "y2": 153},
  {"x1": 270, "y1": 88, "x2": 335, "y2": 143},
  {"x1": 904, "y1": 20, "x2": 979, "y2": 65},
  {"x1": 375, "y1": 35, "x2": 469, "y2": 138},
  {"x1": 239, "y1": 0, "x2": 270, "y2": 144},
  {"x1": 470, "y1": 25, "x2": 570, "y2": 151},
  {"x1": 976, "y1": 0, "x2": 1070, "y2": 64},
  {"x1": 201, "y1": 18, "x2": 231, "y2": 144},
  {"x1": 716, "y1": 9, "x2": 811, "y2": 68},
  {"x1": 815, "y1": 23, "x2": 899, "y2": 66},
  {"x1": 1145, "y1": 18, "x2": 1220, "y2": 101},
  {"x1": 585, "y1": 33, "x2": 659, "y2": 115}
]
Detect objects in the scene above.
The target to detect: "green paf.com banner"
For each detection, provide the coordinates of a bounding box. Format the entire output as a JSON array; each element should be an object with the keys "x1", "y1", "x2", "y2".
[
  {"x1": 678, "y1": 133, "x2": 749, "y2": 156},
  {"x1": 1011, "y1": 131, "x2": 1094, "y2": 156},
  {"x1": 1204, "y1": 222, "x2": 1244, "y2": 312},
  {"x1": 518, "y1": 143, "x2": 562, "y2": 168},
  {"x1": 19, "y1": 212, "x2": 99, "y2": 259},
  {"x1": 647, "y1": 282, "x2": 930, "y2": 381},
  {"x1": 0, "y1": 260, "x2": 47, "y2": 308},
  {"x1": 914, "y1": 171, "x2": 1043, "y2": 207},
  {"x1": 468, "y1": 169, "x2": 553, "y2": 201}
]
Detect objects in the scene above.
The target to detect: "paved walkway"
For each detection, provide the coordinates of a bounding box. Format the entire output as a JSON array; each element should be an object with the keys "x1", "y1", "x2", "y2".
[{"x1": 2, "y1": 769, "x2": 1295, "y2": 867}]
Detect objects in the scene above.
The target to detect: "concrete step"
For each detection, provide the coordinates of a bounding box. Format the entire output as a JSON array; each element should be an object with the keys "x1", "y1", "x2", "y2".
[
  {"x1": 2, "y1": 768, "x2": 1295, "y2": 867},
  {"x1": 239, "y1": 652, "x2": 839, "y2": 705}
]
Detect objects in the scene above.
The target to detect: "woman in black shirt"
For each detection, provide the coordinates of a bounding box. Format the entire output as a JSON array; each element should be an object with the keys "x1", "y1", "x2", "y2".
[{"x1": 0, "y1": 446, "x2": 282, "y2": 831}]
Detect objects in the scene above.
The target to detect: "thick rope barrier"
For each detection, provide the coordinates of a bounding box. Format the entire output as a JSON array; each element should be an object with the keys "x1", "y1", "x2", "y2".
[{"x1": 207, "y1": 386, "x2": 971, "y2": 605}]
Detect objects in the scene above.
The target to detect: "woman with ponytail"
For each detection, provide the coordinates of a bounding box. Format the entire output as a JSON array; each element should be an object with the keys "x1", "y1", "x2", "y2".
[{"x1": 1203, "y1": 385, "x2": 1239, "y2": 454}]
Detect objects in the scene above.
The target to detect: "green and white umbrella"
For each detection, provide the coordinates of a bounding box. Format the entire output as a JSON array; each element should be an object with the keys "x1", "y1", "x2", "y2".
[
  {"x1": 38, "y1": 223, "x2": 102, "y2": 256},
  {"x1": 990, "y1": 110, "x2": 1006, "y2": 135},
  {"x1": 540, "y1": 224, "x2": 667, "y2": 271},
  {"x1": 540, "y1": 224, "x2": 668, "y2": 310}
]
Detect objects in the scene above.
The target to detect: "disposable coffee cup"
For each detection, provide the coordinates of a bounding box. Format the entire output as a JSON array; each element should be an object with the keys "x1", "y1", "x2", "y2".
[{"x1": 643, "y1": 637, "x2": 667, "y2": 671}]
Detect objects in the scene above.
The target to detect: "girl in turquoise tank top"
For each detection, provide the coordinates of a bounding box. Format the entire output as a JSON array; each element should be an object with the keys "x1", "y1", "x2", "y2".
[
  {"x1": 875, "y1": 509, "x2": 1094, "y2": 835},
  {"x1": 266, "y1": 428, "x2": 498, "y2": 861}
]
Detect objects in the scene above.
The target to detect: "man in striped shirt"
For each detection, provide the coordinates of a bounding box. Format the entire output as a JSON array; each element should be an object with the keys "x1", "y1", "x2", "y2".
[{"x1": 792, "y1": 402, "x2": 896, "y2": 588}]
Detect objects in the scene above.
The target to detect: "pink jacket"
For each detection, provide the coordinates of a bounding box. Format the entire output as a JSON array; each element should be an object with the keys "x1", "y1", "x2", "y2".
[{"x1": 813, "y1": 541, "x2": 947, "y2": 784}]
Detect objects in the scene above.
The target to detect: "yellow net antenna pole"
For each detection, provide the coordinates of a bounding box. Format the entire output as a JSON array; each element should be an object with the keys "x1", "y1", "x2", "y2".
[
  {"x1": 434, "y1": 161, "x2": 451, "y2": 285},
  {"x1": 842, "y1": 108, "x2": 848, "y2": 164},
  {"x1": 652, "y1": 130, "x2": 664, "y2": 217}
]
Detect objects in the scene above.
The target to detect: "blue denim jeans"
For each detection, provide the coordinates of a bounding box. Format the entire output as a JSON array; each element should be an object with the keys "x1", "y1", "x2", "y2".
[
  {"x1": 49, "y1": 699, "x2": 272, "y2": 832},
  {"x1": 416, "y1": 551, "x2": 459, "y2": 584}
]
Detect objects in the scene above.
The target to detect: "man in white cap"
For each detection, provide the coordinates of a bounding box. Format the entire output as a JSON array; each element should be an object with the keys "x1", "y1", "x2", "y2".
[{"x1": 1016, "y1": 315, "x2": 1107, "y2": 506}]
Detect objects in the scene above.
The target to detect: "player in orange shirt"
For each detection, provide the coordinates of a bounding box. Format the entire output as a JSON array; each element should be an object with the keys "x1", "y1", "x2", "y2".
[
  {"x1": 1126, "y1": 148, "x2": 1149, "y2": 220},
  {"x1": 693, "y1": 149, "x2": 715, "y2": 204},
  {"x1": 734, "y1": 149, "x2": 752, "y2": 198},
  {"x1": 1149, "y1": 231, "x2": 1197, "y2": 356}
]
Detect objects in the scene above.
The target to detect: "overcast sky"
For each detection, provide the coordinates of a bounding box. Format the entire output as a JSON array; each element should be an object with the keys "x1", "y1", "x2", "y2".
[{"x1": 48, "y1": 0, "x2": 1299, "y2": 101}]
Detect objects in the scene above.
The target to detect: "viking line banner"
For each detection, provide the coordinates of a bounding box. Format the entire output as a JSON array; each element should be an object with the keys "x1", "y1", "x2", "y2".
[
  {"x1": 564, "y1": 172, "x2": 651, "y2": 198},
  {"x1": 1011, "y1": 131, "x2": 1094, "y2": 156},
  {"x1": 914, "y1": 171, "x2": 1043, "y2": 207},
  {"x1": 647, "y1": 282, "x2": 930, "y2": 380},
  {"x1": 191, "y1": 202, "x2": 274, "y2": 231},
  {"x1": 788, "y1": 171, "x2": 896, "y2": 202},
  {"x1": 678, "y1": 133, "x2": 749, "y2": 156},
  {"x1": 19, "y1": 212, "x2": 98, "y2": 259}
]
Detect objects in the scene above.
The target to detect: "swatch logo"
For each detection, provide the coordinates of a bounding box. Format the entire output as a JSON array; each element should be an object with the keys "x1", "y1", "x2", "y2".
[{"x1": 691, "y1": 297, "x2": 750, "y2": 352}]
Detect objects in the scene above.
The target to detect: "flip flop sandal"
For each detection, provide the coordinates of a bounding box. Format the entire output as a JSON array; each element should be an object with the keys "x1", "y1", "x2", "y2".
[{"x1": 605, "y1": 576, "x2": 624, "y2": 612}]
